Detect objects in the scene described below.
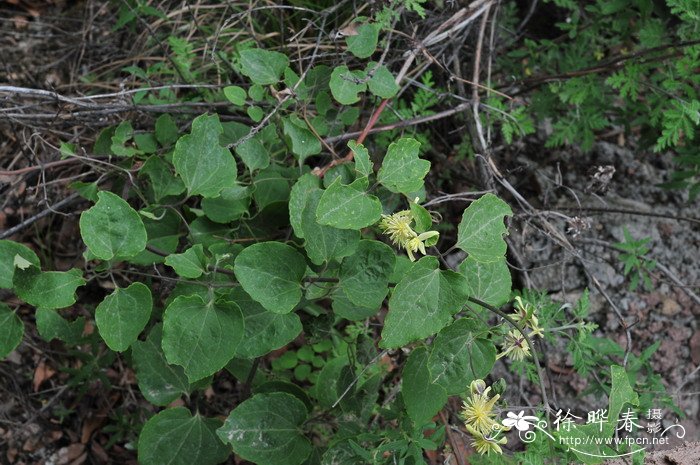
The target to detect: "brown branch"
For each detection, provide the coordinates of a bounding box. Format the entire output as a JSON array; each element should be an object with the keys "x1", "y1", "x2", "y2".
[
  {"x1": 312, "y1": 98, "x2": 389, "y2": 177},
  {"x1": 439, "y1": 411, "x2": 467, "y2": 465}
]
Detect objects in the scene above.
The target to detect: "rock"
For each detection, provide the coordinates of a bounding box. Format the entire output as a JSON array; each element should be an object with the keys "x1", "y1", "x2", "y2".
[
  {"x1": 661, "y1": 298, "x2": 682, "y2": 316},
  {"x1": 690, "y1": 331, "x2": 700, "y2": 366}
]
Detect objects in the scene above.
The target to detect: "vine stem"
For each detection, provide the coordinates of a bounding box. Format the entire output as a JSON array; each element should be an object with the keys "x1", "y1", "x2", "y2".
[{"x1": 466, "y1": 296, "x2": 552, "y2": 418}]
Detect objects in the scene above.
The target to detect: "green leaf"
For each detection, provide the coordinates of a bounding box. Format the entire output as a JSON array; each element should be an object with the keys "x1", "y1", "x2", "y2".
[
  {"x1": 458, "y1": 256, "x2": 512, "y2": 308},
  {"x1": 348, "y1": 140, "x2": 372, "y2": 177},
  {"x1": 331, "y1": 290, "x2": 378, "y2": 321},
  {"x1": 234, "y1": 242, "x2": 307, "y2": 314},
  {"x1": 162, "y1": 295, "x2": 244, "y2": 382},
  {"x1": 217, "y1": 392, "x2": 311, "y2": 465},
  {"x1": 312, "y1": 356, "x2": 348, "y2": 407},
  {"x1": 329, "y1": 66, "x2": 367, "y2": 105},
  {"x1": 377, "y1": 138, "x2": 430, "y2": 194},
  {"x1": 13, "y1": 266, "x2": 85, "y2": 310},
  {"x1": 155, "y1": 113, "x2": 178, "y2": 146},
  {"x1": 346, "y1": 23, "x2": 379, "y2": 59},
  {"x1": 235, "y1": 136, "x2": 270, "y2": 172},
  {"x1": 283, "y1": 117, "x2": 321, "y2": 162},
  {"x1": 239, "y1": 49, "x2": 289, "y2": 85},
  {"x1": 302, "y1": 189, "x2": 359, "y2": 265},
  {"x1": 95, "y1": 283, "x2": 152, "y2": 352},
  {"x1": 111, "y1": 121, "x2": 140, "y2": 157},
  {"x1": 607, "y1": 365, "x2": 640, "y2": 435},
  {"x1": 132, "y1": 324, "x2": 190, "y2": 406},
  {"x1": 231, "y1": 288, "x2": 303, "y2": 359},
  {"x1": 563, "y1": 365, "x2": 639, "y2": 463},
  {"x1": 367, "y1": 63, "x2": 398, "y2": 98},
  {"x1": 427, "y1": 318, "x2": 496, "y2": 395},
  {"x1": 316, "y1": 178, "x2": 382, "y2": 230},
  {"x1": 402, "y1": 347, "x2": 447, "y2": 425},
  {"x1": 223, "y1": 85, "x2": 247, "y2": 106},
  {"x1": 380, "y1": 256, "x2": 468, "y2": 348},
  {"x1": 289, "y1": 173, "x2": 322, "y2": 239},
  {"x1": 35, "y1": 308, "x2": 84, "y2": 344},
  {"x1": 409, "y1": 202, "x2": 432, "y2": 233},
  {"x1": 165, "y1": 244, "x2": 207, "y2": 279},
  {"x1": 0, "y1": 303, "x2": 23, "y2": 359},
  {"x1": 0, "y1": 240, "x2": 39, "y2": 289},
  {"x1": 339, "y1": 240, "x2": 395, "y2": 309},
  {"x1": 140, "y1": 156, "x2": 186, "y2": 201},
  {"x1": 202, "y1": 185, "x2": 250, "y2": 224},
  {"x1": 201, "y1": 185, "x2": 250, "y2": 224},
  {"x1": 134, "y1": 133, "x2": 158, "y2": 153},
  {"x1": 252, "y1": 167, "x2": 292, "y2": 211},
  {"x1": 79, "y1": 191, "x2": 147, "y2": 260},
  {"x1": 129, "y1": 208, "x2": 181, "y2": 265},
  {"x1": 138, "y1": 408, "x2": 229, "y2": 465},
  {"x1": 70, "y1": 181, "x2": 99, "y2": 202},
  {"x1": 247, "y1": 105, "x2": 264, "y2": 122},
  {"x1": 173, "y1": 113, "x2": 237, "y2": 198},
  {"x1": 456, "y1": 194, "x2": 512, "y2": 262}
]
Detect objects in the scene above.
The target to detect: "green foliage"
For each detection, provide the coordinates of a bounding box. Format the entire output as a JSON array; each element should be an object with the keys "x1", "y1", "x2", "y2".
[
  {"x1": 330, "y1": 65, "x2": 367, "y2": 104},
  {"x1": 0, "y1": 303, "x2": 23, "y2": 358},
  {"x1": 614, "y1": 228, "x2": 656, "y2": 291},
  {"x1": 402, "y1": 347, "x2": 448, "y2": 425},
  {"x1": 217, "y1": 392, "x2": 311, "y2": 465},
  {"x1": 138, "y1": 408, "x2": 229, "y2": 465},
  {"x1": 346, "y1": 22, "x2": 379, "y2": 59},
  {"x1": 316, "y1": 178, "x2": 383, "y2": 229},
  {"x1": 0, "y1": 240, "x2": 39, "y2": 288},
  {"x1": 234, "y1": 242, "x2": 307, "y2": 314},
  {"x1": 1, "y1": 3, "x2": 681, "y2": 463},
  {"x1": 173, "y1": 114, "x2": 237, "y2": 198},
  {"x1": 456, "y1": 193, "x2": 512, "y2": 262},
  {"x1": 79, "y1": 191, "x2": 147, "y2": 260},
  {"x1": 162, "y1": 295, "x2": 244, "y2": 382},
  {"x1": 377, "y1": 138, "x2": 430, "y2": 194},
  {"x1": 239, "y1": 49, "x2": 289, "y2": 85},
  {"x1": 132, "y1": 324, "x2": 191, "y2": 406},
  {"x1": 13, "y1": 265, "x2": 85, "y2": 310},
  {"x1": 95, "y1": 282, "x2": 152, "y2": 352},
  {"x1": 503, "y1": 0, "x2": 700, "y2": 195},
  {"x1": 380, "y1": 256, "x2": 468, "y2": 348}
]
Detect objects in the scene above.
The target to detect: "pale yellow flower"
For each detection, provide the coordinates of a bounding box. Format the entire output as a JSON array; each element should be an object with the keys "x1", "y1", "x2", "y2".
[
  {"x1": 465, "y1": 425, "x2": 507, "y2": 455},
  {"x1": 461, "y1": 380, "x2": 501, "y2": 435},
  {"x1": 511, "y1": 296, "x2": 544, "y2": 339},
  {"x1": 497, "y1": 329, "x2": 530, "y2": 361},
  {"x1": 378, "y1": 211, "x2": 439, "y2": 261},
  {"x1": 378, "y1": 210, "x2": 414, "y2": 247}
]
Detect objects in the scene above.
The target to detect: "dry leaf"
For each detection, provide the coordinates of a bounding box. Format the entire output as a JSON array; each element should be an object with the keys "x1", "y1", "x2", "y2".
[{"x1": 33, "y1": 360, "x2": 56, "y2": 392}]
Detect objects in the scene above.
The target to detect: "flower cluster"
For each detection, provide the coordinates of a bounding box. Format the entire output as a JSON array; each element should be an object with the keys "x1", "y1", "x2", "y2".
[
  {"x1": 378, "y1": 210, "x2": 438, "y2": 261},
  {"x1": 461, "y1": 380, "x2": 508, "y2": 455},
  {"x1": 497, "y1": 296, "x2": 544, "y2": 362}
]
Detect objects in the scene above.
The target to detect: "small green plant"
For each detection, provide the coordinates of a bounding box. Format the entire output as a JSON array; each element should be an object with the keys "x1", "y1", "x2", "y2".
[
  {"x1": 499, "y1": 0, "x2": 700, "y2": 197},
  {"x1": 614, "y1": 228, "x2": 656, "y2": 291}
]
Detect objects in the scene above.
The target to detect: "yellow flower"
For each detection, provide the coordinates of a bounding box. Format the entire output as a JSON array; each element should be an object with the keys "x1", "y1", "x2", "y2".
[
  {"x1": 461, "y1": 380, "x2": 501, "y2": 435},
  {"x1": 466, "y1": 425, "x2": 507, "y2": 455},
  {"x1": 512, "y1": 296, "x2": 544, "y2": 339},
  {"x1": 405, "y1": 231, "x2": 439, "y2": 261},
  {"x1": 378, "y1": 211, "x2": 439, "y2": 261},
  {"x1": 497, "y1": 330, "x2": 530, "y2": 361},
  {"x1": 378, "y1": 210, "x2": 414, "y2": 246}
]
